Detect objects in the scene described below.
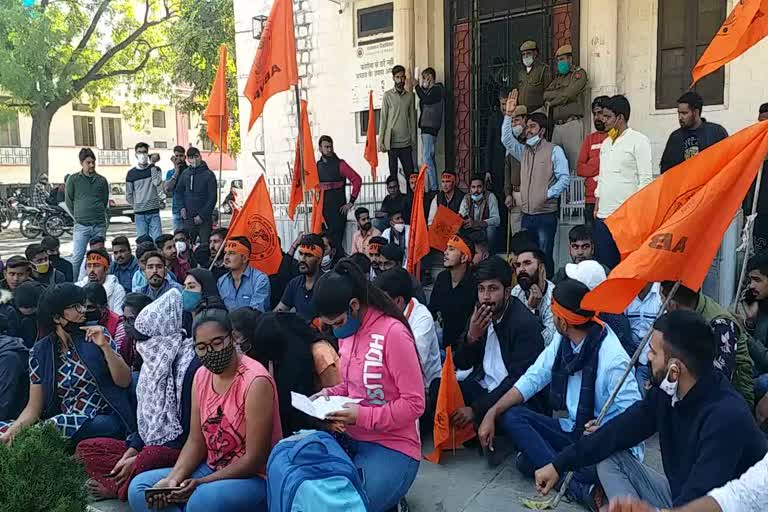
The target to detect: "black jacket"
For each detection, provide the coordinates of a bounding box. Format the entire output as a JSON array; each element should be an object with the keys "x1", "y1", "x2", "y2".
[
  {"x1": 0, "y1": 335, "x2": 28, "y2": 421},
  {"x1": 178, "y1": 162, "x2": 217, "y2": 221},
  {"x1": 553, "y1": 370, "x2": 767, "y2": 506},
  {"x1": 659, "y1": 120, "x2": 728, "y2": 173},
  {"x1": 454, "y1": 297, "x2": 546, "y2": 420},
  {"x1": 484, "y1": 109, "x2": 507, "y2": 179}
]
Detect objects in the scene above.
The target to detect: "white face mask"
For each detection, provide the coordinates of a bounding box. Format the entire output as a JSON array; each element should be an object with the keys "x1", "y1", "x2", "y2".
[
  {"x1": 522, "y1": 55, "x2": 534, "y2": 67},
  {"x1": 137, "y1": 153, "x2": 149, "y2": 166},
  {"x1": 512, "y1": 124, "x2": 524, "y2": 137},
  {"x1": 175, "y1": 241, "x2": 187, "y2": 254},
  {"x1": 659, "y1": 364, "x2": 680, "y2": 406},
  {"x1": 321, "y1": 254, "x2": 332, "y2": 267},
  {"x1": 393, "y1": 223, "x2": 405, "y2": 233}
]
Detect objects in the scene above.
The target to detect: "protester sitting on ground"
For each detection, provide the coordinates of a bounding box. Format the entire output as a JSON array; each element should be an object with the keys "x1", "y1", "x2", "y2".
[
  {"x1": 182, "y1": 268, "x2": 222, "y2": 335},
  {"x1": 120, "y1": 293, "x2": 154, "y2": 373},
  {"x1": 429, "y1": 233, "x2": 476, "y2": 348},
  {"x1": 11, "y1": 280, "x2": 44, "y2": 347},
  {"x1": 274, "y1": 234, "x2": 325, "y2": 322},
  {"x1": 132, "y1": 241, "x2": 176, "y2": 292},
  {"x1": 218, "y1": 237, "x2": 270, "y2": 312},
  {"x1": 535, "y1": 310, "x2": 768, "y2": 509},
  {"x1": 311, "y1": 260, "x2": 424, "y2": 512},
  {"x1": 352, "y1": 207, "x2": 381, "y2": 255},
  {"x1": 477, "y1": 279, "x2": 642, "y2": 511},
  {"x1": 347, "y1": 252, "x2": 372, "y2": 278},
  {"x1": 378, "y1": 243, "x2": 427, "y2": 304},
  {"x1": 109, "y1": 236, "x2": 139, "y2": 294},
  {"x1": 660, "y1": 281, "x2": 755, "y2": 409},
  {"x1": 451, "y1": 256, "x2": 545, "y2": 460},
  {"x1": 77, "y1": 288, "x2": 202, "y2": 502},
  {"x1": 77, "y1": 248, "x2": 126, "y2": 316},
  {"x1": 375, "y1": 175, "x2": 411, "y2": 230},
  {"x1": 83, "y1": 282, "x2": 126, "y2": 350},
  {"x1": 427, "y1": 170, "x2": 465, "y2": 225},
  {"x1": 511, "y1": 246, "x2": 556, "y2": 346},
  {"x1": 0, "y1": 283, "x2": 134, "y2": 445},
  {"x1": 1, "y1": 255, "x2": 31, "y2": 292},
  {"x1": 173, "y1": 228, "x2": 198, "y2": 268},
  {"x1": 197, "y1": 227, "x2": 228, "y2": 278},
  {"x1": 320, "y1": 231, "x2": 345, "y2": 273},
  {"x1": 367, "y1": 236, "x2": 389, "y2": 278},
  {"x1": 42, "y1": 235, "x2": 74, "y2": 282},
  {"x1": 381, "y1": 210, "x2": 410, "y2": 268},
  {"x1": 375, "y1": 268, "x2": 442, "y2": 391},
  {"x1": 138, "y1": 251, "x2": 183, "y2": 301},
  {"x1": 26, "y1": 243, "x2": 65, "y2": 286},
  {"x1": 156, "y1": 234, "x2": 191, "y2": 284},
  {"x1": 127, "y1": 305, "x2": 281, "y2": 512},
  {"x1": 232, "y1": 309, "x2": 340, "y2": 437},
  {"x1": 459, "y1": 174, "x2": 501, "y2": 251},
  {"x1": 626, "y1": 282, "x2": 663, "y2": 394},
  {"x1": 466, "y1": 227, "x2": 490, "y2": 265},
  {"x1": 77, "y1": 236, "x2": 107, "y2": 282},
  {"x1": 742, "y1": 251, "x2": 768, "y2": 406},
  {"x1": 552, "y1": 224, "x2": 610, "y2": 284},
  {"x1": 0, "y1": 312, "x2": 29, "y2": 422}
]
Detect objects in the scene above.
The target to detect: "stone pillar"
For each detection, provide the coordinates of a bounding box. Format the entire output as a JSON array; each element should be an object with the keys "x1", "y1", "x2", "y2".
[
  {"x1": 583, "y1": 0, "x2": 618, "y2": 98},
  {"x1": 393, "y1": 0, "x2": 415, "y2": 73}
]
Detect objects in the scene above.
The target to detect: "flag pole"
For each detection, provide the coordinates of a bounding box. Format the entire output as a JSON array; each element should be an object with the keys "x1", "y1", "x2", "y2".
[
  {"x1": 294, "y1": 86, "x2": 310, "y2": 233},
  {"x1": 217, "y1": 116, "x2": 224, "y2": 220},
  {"x1": 537, "y1": 281, "x2": 682, "y2": 509},
  {"x1": 733, "y1": 169, "x2": 763, "y2": 309}
]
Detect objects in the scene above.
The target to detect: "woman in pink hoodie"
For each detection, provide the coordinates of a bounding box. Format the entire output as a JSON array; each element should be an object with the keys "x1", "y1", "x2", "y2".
[{"x1": 313, "y1": 260, "x2": 425, "y2": 512}]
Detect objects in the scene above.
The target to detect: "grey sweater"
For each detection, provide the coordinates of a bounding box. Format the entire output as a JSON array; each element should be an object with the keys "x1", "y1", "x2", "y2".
[
  {"x1": 378, "y1": 88, "x2": 417, "y2": 151},
  {"x1": 126, "y1": 165, "x2": 164, "y2": 214}
]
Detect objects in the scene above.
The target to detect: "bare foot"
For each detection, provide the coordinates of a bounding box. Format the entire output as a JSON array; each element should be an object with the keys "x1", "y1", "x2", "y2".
[{"x1": 86, "y1": 478, "x2": 116, "y2": 501}]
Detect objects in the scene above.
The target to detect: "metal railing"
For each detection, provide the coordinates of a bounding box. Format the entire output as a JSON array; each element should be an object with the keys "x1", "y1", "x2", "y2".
[
  {"x1": 560, "y1": 175, "x2": 585, "y2": 224},
  {"x1": 97, "y1": 149, "x2": 130, "y2": 166},
  {"x1": 0, "y1": 147, "x2": 31, "y2": 165}
]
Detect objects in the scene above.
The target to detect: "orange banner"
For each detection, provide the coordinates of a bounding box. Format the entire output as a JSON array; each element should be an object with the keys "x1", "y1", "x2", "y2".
[
  {"x1": 227, "y1": 175, "x2": 283, "y2": 275},
  {"x1": 204, "y1": 45, "x2": 229, "y2": 153},
  {"x1": 407, "y1": 166, "x2": 430, "y2": 275},
  {"x1": 364, "y1": 90, "x2": 379, "y2": 181},
  {"x1": 288, "y1": 100, "x2": 319, "y2": 220},
  {"x1": 243, "y1": 0, "x2": 299, "y2": 130},
  {"x1": 311, "y1": 188, "x2": 324, "y2": 234},
  {"x1": 692, "y1": 0, "x2": 768, "y2": 85},
  {"x1": 425, "y1": 347, "x2": 476, "y2": 464},
  {"x1": 429, "y1": 205, "x2": 463, "y2": 252},
  {"x1": 583, "y1": 121, "x2": 768, "y2": 313}
]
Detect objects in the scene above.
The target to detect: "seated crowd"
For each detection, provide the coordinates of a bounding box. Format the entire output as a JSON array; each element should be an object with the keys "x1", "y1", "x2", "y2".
[{"x1": 0, "y1": 207, "x2": 767, "y2": 512}]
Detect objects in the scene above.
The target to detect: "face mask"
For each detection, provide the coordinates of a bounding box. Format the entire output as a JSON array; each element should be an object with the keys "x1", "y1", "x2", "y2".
[
  {"x1": 658, "y1": 364, "x2": 680, "y2": 405},
  {"x1": 137, "y1": 154, "x2": 149, "y2": 166},
  {"x1": 471, "y1": 193, "x2": 483, "y2": 202},
  {"x1": 34, "y1": 262, "x2": 49, "y2": 274},
  {"x1": 362, "y1": 222, "x2": 372, "y2": 232},
  {"x1": 124, "y1": 321, "x2": 151, "y2": 342},
  {"x1": 175, "y1": 241, "x2": 187, "y2": 254},
  {"x1": 199, "y1": 339, "x2": 235, "y2": 374},
  {"x1": 557, "y1": 61, "x2": 571, "y2": 75},
  {"x1": 85, "y1": 309, "x2": 101, "y2": 323},
  {"x1": 333, "y1": 307, "x2": 361, "y2": 338},
  {"x1": 321, "y1": 254, "x2": 332, "y2": 267},
  {"x1": 188, "y1": 158, "x2": 200, "y2": 168},
  {"x1": 512, "y1": 124, "x2": 524, "y2": 137},
  {"x1": 182, "y1": 289, "x2": 202, "y2": 312},
  {"x1": 62, "y1": 319, "x2": 85, "y2": 336},
  {"x1": 608, "y1": 128, "x2": 619, "y2": 141},
  {"x1": 393, "y1": 223, "x2": 405, "y2": 233},
  {"x1": 526, "y1": 135, "x2": 541, "y2": 147},
  {"x1": 522, "y1": 55, "x2": 534, "y2": 67}
]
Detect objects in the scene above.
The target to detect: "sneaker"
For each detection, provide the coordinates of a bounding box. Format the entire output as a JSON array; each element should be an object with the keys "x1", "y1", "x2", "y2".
[{"x1": 587, "y1": 483, "x2": 605, "y2": 512}]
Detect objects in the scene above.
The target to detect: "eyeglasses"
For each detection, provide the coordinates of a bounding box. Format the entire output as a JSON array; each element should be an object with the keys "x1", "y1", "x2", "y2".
[
  {"x1": 194, "y1": 335, "x2": 229, "y2": 354},
  {"x1": 64, "y1": 303, "x2": 86, "y2": 313}
]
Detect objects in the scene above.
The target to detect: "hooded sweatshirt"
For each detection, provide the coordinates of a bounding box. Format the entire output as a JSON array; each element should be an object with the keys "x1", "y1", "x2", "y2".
[
  {"x1": 0, "y1": 334, "x2": 28, "y2": 420},
  {"x1": 178, "y1": 162, "x2": 217, "y2": 221},
  {"x1": 326, "y1": 308, "x2": 425, "y2": 460}
]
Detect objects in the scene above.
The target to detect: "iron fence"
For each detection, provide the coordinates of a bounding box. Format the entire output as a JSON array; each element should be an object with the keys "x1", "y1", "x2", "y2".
[
  {"x1": 97, "y1": 149, "x2": 130, "y2": 166},
  {"x1": 0, "y1": 147, "x2": 31, "y2": 165}
]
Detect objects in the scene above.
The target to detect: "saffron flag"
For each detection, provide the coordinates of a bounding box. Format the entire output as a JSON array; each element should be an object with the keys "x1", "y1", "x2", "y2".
[
  {"x1": 288, "y1": 100, "x2": 319, "y2": 220},
  {"x1": 583, "y1": 121, "x2": 768, "y2": 313},
  {"x1": 425, "y1": 347, "x2": 476, "y2": 464},
  {"x1": 692, "y1": 0, "x2": 768, "y2": 85},
  {"x1": 204, "y1": 45, "x2": 229, "y2": 153},
  {"x1": 364, "y1": 90, "x2": 379, "y2": 181},
  {"x1": 407, "y1": 166, "x2": 430, "y2": 275},
  {"x1": 243, "y1": 0, "x2": 299, "y2": 130},
  {"x1": 429, "y1": 205, "x2": 463, "y2": 251},
  {"x1": 226, "y1": 175, "x2": 283, "y2": 276},
  {"x1": 311, "y1": 188, "x2": 325, "y2": 234}
]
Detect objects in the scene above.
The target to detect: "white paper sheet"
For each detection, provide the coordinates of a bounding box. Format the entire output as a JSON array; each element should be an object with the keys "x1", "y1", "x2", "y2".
[{"x1": 290, "y1": 392, "x2": 363, "y2": 420}]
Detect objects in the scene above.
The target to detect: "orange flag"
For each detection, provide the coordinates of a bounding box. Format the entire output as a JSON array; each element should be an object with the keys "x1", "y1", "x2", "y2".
[
  {"x1": 288, "y1": 100, "x2": 319, "y2": 220},
  {"x1": 692, "y1": 0, "x2": 768, "y2": 85},
  {"x1": 429, "y1": 205, "x2": 464, "y2": 251},
  {"x1": 407, "y1": 166, "x2": 430, "y2": 275},
  {"x1": 583, "y1": 121, "x2": 768, "y2": 313},
  {"x1": 425, "y1": 347, "x2": 475, "y2": 464},
  {"x1": 204, "y1": 45, "x2": 229, "y2": 153},
  {"x1": 311, "y1": 188, "x2": 325, "y2": 234},
  {"x1": 364, "y1": 90, "x2": 379, "y2": 181},
  {"x1": 226, "y1": 175, "x2": 282, "y2": 275},
  {"x1": 243, "y1": 0, "x2": 299, "y2": 130}
]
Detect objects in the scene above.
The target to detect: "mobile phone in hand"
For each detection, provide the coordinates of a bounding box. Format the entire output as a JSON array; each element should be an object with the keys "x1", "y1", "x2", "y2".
[{"x1": 145, "y1": 486, "x2": 185, "y2": 500}]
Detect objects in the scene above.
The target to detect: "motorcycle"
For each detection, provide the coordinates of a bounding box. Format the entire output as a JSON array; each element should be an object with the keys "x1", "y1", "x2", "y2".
[
  {"x1": 17, "y1": 204, "x2": 45, "y2": 239},
  {"x1": 43, "y1": 205, "x2": 74, "y2": 238}
]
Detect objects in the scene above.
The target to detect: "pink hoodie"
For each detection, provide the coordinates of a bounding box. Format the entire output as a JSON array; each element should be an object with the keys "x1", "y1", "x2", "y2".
[{"x1": 326, "y1": 308, "x2": 425, "y2": 460}]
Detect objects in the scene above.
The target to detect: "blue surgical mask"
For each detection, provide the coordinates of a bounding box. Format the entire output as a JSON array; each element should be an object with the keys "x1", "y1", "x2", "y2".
[
  {"x1": 471, "y1": 193, "x2": 483, "y2": 202},
  {"x1": 526, "y1": 135, "x2": 541, "y2": 147},
  {"x1": 182, "y1": 289, "x2": 202, "y2": 312},
  {"x1": 332, "y1": 306, "x2": 361, "y2": 339},
  {"x1": 557, "y1": 61, "x2": 571, "y2": 75}
]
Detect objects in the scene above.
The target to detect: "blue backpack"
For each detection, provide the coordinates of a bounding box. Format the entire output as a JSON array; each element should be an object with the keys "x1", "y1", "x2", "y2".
[{"x1": 267, "y1": 430, "x2": 369, "y2": 512}]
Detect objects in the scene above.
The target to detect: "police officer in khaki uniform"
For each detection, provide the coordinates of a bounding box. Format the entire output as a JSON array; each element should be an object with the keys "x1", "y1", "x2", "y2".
[
  {"x1": 517, "y1": 40, "x2": 552, "y2": 113},
  {"x1": 543, "y1": 44, "x2": 588, "y2": 173}
]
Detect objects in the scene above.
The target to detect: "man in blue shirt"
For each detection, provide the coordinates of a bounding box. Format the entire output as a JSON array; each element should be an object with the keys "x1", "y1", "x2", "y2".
[
  {"x1": 217, "y1": 237, "x2": 270, "y2": 312},
  {"x1": 477, "y1": 278, "x2": 642, "y2": 511},
  {"x1": 138, "y1": 251, "x2": 182, "y2": 301},
  {"x1": 274, "y1": 234, "x2": 323, "y2": 322},
  {"x1": 109, "y1": 236, "x2": 139, "y2": 293}
]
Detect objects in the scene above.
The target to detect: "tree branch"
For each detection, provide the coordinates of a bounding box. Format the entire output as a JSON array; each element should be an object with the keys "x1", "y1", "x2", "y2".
[
  {"x1": 60, "y1": 0, "x2": 113, "y2": 79},
  {"x1": 87, "y1": 44, "x2": 170, "y2": 82}
]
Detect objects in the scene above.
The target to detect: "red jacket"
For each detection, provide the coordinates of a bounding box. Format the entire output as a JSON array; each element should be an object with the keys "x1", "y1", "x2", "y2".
[{"x1": 576, "y1": 131, "x2": 608, "y2": 204}]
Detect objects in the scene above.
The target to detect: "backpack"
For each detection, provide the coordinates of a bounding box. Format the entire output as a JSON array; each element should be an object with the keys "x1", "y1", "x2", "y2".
[{"x1": 267, "y1": 430, "x2": 369, "y2": 512}]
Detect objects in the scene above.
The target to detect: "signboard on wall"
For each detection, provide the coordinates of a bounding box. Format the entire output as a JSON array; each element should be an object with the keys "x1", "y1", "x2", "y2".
[{"x1": 350, "y1": 39, "x2": 395, "y2": 112}]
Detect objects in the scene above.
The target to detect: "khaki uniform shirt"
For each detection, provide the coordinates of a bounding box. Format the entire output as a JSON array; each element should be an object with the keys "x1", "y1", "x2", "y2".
[{"x1": 543, "y1": 66, "x2": 588, "y2": 122}]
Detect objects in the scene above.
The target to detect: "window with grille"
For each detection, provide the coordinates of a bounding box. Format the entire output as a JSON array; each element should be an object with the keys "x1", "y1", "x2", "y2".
[
  {"x1": 656, "y1": 0, "x2": 725, "y2": 109},
  {"x1": 101, "y1": 117, "x2": 123, "y2": 150},
  {"x1": 72, "y1": 103, "x2": 93, "y2": 112},
  {"x1": 357, "y1": 4, "x2": 393, "y2": 40},
  {"x1": 101, "y1": 105, "x2": 121, "y2": 114},
  {"x1": 0, "y1": 113, "x2": 20, "y2": 147},
  {"x1": 356, "y1": 109, "x2": 381, "y2": 143},
  {"x1": 152, "y1": 109, "x2": 166, "y2": 128},
  {"x1": 154, "y1": 141, "x2": 168, "y2": 149},
  {"x1": 73, "y1": 115, "x2": 96, "y2": 146}
]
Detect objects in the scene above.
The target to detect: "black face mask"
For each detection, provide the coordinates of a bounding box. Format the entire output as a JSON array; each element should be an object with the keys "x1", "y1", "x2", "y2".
[
  {"x1": 199, "y1": 340, "x2": 235, "y2": 374},
  {"x1": 85, "y1": 309, "x2": 101, "y2": 324},
  {"x1": 124, "y1": 321, "x2": 151, "y2": 342},
  {"x1": 63, "y1": 320, "x2": 85, "y2": 336}
]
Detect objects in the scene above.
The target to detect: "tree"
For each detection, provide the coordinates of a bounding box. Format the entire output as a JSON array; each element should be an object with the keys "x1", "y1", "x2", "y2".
[{"x1": 0, "y1": 0, "x2": 179, "y2": 182}]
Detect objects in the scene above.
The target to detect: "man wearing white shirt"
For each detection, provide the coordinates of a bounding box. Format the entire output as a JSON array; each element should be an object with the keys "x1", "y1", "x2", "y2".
[
  {"x1": 626, "y1": 282, "x2": 663, "y2": 393},
  {"x1": 380, "y1": 210, "x2": 410, "y2": 269}
]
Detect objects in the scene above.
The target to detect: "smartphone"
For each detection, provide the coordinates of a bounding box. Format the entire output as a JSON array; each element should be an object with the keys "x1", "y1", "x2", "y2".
[{"x1": 145, "y1": 486, "x2": 185, "y2": 499}]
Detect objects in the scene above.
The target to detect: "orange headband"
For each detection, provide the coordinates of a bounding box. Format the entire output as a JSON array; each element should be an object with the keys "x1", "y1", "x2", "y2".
[
  {"x1": 551, "y1": 299, "x2": 605, "y2": 328},
  {"x1": 225, "y1": 240, "x2": 251, "y2": 257},
  {"x1": 368, "y1": 242, "x2": 382, "y2": 255},
  {"x1": 86, "y1": 253, "x2": 109, "y2": 268},
  {"x1": 447, "y1": 235, "x2": 471, "y2": 259},
  {"x1": 441, "y1": 174, "x2": 456, "y2": 183},
  {"x1": 298, "y1": 244, "x2": 323, "y2": 258}
]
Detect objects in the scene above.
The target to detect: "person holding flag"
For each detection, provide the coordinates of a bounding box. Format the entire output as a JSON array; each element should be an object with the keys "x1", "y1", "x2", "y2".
[{"x1": 317, "y1": 135, "x2": 362, "y2": 253}]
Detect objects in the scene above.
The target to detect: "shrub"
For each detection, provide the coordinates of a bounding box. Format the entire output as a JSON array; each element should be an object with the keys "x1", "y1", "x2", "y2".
[{"x1": 0, "y1": 423, "x2": 88, "y2": 512}]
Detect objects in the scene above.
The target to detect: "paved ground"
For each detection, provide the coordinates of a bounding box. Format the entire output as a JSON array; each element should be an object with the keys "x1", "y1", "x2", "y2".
[{"x1": 88, "y1": 436, "x2": 662, "y2": 512}]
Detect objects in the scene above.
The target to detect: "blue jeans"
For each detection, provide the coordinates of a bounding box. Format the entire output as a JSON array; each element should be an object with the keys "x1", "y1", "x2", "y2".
[
  {"x1": 521, "y1": 212, "x2": 558, "y2": 276},
  {"x1": 755, "y1": 373, "x2": 768, "y2": 399},
  {"x1": 128, "y1": 463, "x2": 267, "y2": 512},
  {"x1": 71, "y1": 223, "x2": 107, "y2": 281},
  {"x1": 172, "y1": 210, "x2": 184, "y2": 231},
  {"x1": 499, "y1": 406, "x2": 597, "y2": 505},
  {"x1": 597, "y1": 450, "x2": 672, "y2": 507},
  {"x1": 421, "y1": 133, "x2": 438, "y2": 191},
  {"x1": 348, "y1": 439, "x2": 420, "y2": 512},
  {"x1": 71, "y1": 413, "x2": 126, "y2": 445},
  {"x1": 136, "y1": 212, "x2": 163, "y2": 241}
]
